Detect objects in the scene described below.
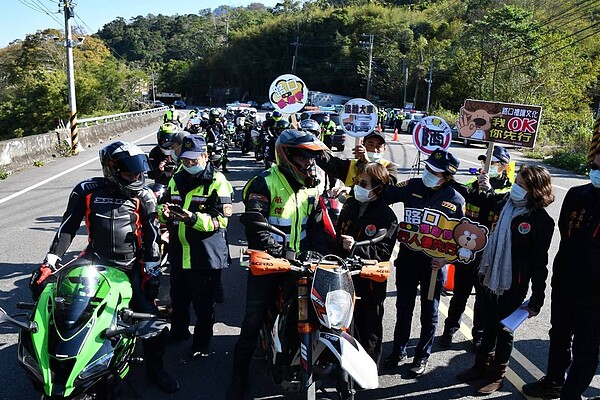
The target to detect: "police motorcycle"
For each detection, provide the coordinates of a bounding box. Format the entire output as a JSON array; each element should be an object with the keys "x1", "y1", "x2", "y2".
[
  {"x1": 239, "y1": 211, "x2": 390, "y2": 400},
  {"x1": 0, "y1": 260, "x2": 168, "y2": 399}
]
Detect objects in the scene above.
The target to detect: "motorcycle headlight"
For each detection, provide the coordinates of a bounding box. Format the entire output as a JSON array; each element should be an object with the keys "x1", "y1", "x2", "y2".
[
  {"x1": 78, "y1": 351, "x2": 113, "y2": 380},
  {"x1": 18, "y1": 344, "x2": 43, "y2": 381},
  {"x1": 325, "y1": 290, "x2": 353, "y2": 329}
]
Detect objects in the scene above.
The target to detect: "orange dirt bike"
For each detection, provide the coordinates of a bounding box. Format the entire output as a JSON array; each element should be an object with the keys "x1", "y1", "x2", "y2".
[{"x1": 239, "y1": 212, "x2": 391, "y2": 400}]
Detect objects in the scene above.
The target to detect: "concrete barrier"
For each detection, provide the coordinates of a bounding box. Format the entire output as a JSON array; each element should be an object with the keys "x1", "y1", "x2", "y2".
[{"x1": 0, "y1": 109, "x2": 164, "y2": 174}]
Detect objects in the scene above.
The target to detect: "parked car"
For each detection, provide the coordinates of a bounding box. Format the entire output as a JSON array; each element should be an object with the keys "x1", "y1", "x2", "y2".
[
  {"x1": 400, "y1": 112, "x2": 425, "y2": 133},
  {"x1": 301, "y1": 111, "x2": 346, "y2": 152},
  {"x1": 247, "y1": 100, "x2": 259, "y2": 108},
  {"x1": 261, "y1": 101, "x2": 275, "y2": 110},
  {"x1": 173, "y1": 100, "x2": 187, "y2": 109},
  {"x1": 153, "y1": 100, "x2": 165, "y2": 108},
  {"x1": 451, "y1": 125, "x2": 482, "y2": 146}
]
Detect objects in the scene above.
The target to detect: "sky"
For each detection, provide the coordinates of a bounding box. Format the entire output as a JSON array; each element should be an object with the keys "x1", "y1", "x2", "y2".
[{"x1": 2, "y1": 0, "x2": 280, "y2": 48}]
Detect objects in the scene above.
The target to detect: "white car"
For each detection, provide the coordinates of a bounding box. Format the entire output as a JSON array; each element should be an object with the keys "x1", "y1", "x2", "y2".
[{"x1": 400, "y1": 113, "x2": 425, "y2": 133}]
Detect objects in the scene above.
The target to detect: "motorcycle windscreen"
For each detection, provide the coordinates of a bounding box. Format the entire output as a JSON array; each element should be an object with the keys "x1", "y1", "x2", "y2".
[
  {"x1": 53, "y1": 266, "x2": 114, "y2": 338},
  {"x1": 310, "y1": 266, "x2": 354, "y2": 329}
]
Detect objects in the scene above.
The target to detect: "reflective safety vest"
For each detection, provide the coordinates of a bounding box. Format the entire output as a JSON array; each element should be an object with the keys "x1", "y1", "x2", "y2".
[
  {"x1": 343, "y1": 159, "x2": 393, "y2": 187},
  {"x1": 464, "y1": 177, "x2": 511, "y2": 226},
  {"x1": 264, "y1": 167, "x2": 317, "y2": 252}
]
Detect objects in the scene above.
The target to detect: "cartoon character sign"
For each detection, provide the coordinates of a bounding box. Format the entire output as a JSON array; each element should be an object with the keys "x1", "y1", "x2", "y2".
[
  {"x1": 453, "y1": 219, "x2": 488, "y2": 263},
  {"x1": 268, "y1": 74, "x2": 308, "y2": 114},
  {"x1": 457, "y1": 100, "x2": 503, "y2": 140},
  {"x1": 397, "y1": 208, "x2": 489, "y2": 263}
]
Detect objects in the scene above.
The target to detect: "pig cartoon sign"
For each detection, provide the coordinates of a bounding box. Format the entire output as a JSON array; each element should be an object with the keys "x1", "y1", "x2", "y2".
[{"x1": 268, "y1": 74, "x2": 308, "y2": 114}]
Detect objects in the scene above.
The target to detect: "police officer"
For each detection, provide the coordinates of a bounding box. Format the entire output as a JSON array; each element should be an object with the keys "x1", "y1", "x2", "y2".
[
  {"x1": 164, "y1": 105, "x2": 182, "y2": 126},
  {"x1": 523, "y1": 149, "x2": 600, "y2": 400},
  {"x1": 158, "y1": 134, "x2": 233, "y2": 358},
  {"x1": 441, "y1": 145, "x2": 512, "y2": 349},
  {"x1": 320, "y1": 113, "x2": 336, "y2": 149},
  {"x1": 335, "y1": 162, "x2": 397, "y2": 367},
  {"x1": 317, "y1": 130, "x2": 398, "y2": 186},
  {"x1": 227, "y1": 129, "x2": 328, "y2": 400},
  {"x1": 29, "y1": 141, "x2": 179, "y2": 394},
  {"x1": 382, "y1": 148, "x2": 465, "y2": 377}
]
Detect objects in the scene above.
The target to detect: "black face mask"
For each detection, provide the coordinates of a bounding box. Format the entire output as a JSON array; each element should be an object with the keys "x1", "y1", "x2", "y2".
[{"x1": 303, "y1": 162, "x2": 320, "y2": 188}]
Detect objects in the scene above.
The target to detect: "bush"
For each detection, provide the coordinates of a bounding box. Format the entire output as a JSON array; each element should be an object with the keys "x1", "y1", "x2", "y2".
[{"x1": 545, "y1": 148, "x2": 589, "y2": 175}]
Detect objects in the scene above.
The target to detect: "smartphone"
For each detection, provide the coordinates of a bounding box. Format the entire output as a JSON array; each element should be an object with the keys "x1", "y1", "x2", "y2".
[{"x1": 169, "y1": 204, "x2": 184, "y2": 215}]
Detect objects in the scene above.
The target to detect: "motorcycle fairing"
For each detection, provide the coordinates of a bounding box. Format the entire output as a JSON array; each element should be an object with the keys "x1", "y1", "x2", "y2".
[
  {"x1": 317, "y1": 331, "x2": 379, "y2": 390},
  {"x1": 28, "y1": 265, "x2": 133, "y2": 397}
]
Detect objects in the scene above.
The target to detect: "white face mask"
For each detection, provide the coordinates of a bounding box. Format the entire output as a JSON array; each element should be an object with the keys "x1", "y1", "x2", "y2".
[
  {"x1": 353, "y1": 185, "x2": 375, "y2": 203},
  {"x1": 367, "y1": 152, "x2": 383, "y2": 162},
  {"x1": 590, "y1": 169, "x2": 600, "y2": 188},
  {"x1": 160, "y1": 147, "x2": 175, "y2": 157},
  {"x1": 422, "y1": 169, "x2": 442, "y2": 188},
  {"x1": 510, "y1": 183, "x2": 528, "y2": 206}
]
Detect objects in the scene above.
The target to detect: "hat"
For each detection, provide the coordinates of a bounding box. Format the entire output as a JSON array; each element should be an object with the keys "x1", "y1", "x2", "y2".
[
  {"x1": 477, "y1": 145, "x2": 510, "y2": 164},
  {"x1": 364, "y1": 130, "x2": 386, "y2": 144},
  {"x1": 424, "y1": 148, "x2": 460, "y2": 175},
  {"x1": 179, "y1": 135, "x2": 207, "y2": 159}
]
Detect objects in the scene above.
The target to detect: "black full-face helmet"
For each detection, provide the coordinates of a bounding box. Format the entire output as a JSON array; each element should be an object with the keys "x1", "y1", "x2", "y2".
[
  {"x1": 274, "y1": 119, "x2": 290, "y2": 136},
  {"x1": 299, "y1": 119, "x2": 320, "y2": 136},
  {"x1": 275, "y1": 129, "x2": 327, "y2": 187},
  {"x1": 99, "y1": 141, "x2": 150, "y2": 198},
  {"x1": 157, "y1": 122, "x2": 179, "y2": 149}
]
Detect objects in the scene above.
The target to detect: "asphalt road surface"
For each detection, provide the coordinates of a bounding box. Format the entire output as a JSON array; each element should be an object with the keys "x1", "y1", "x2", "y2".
[{"x1": 0, "y1": 118, "x2": 598, "y2": 400}]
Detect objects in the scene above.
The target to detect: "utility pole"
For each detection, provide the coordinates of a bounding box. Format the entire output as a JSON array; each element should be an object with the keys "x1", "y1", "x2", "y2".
[
  {"x1": 61, "y1": 0, "x2": 79, "y2": 155},
  {"x1": 291, "y1": 36, "x2": 300, "y2": 75},
  {"x1": 425, "y1": 59, "x2": 433, "y2": 113},
  {"x1": 402, "y1": 57, "x2": 408, "y2": 108},
  {"x1": 360, "y1": 33, "x2": 374, "y2": 99},
  {"x1": 150, "y1": 73, "x2": 156, "y2": 103}
]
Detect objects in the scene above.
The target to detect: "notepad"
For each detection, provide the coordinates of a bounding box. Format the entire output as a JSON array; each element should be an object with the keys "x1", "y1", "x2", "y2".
[{"x1": 500, "y1": 299, "x2": 530, "y2": 333}]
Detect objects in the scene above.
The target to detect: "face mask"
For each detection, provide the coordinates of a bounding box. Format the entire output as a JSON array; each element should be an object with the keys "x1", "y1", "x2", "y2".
[
  {"x1": 422, "y1": 169, "x2": 442, "y2": 188},
  {"x1": 367, "y1": 152, "x2": 383, "y2": 163},
  {"x1": 590, "y1": 169, "x2": 600, "y2": 188},
  {"x1": 489, "y1": 165, "x2": 500, "y2": 178},
  {"x1": 353, "y1": 185, "x2": 374, "y2": 203},
  {"x1": 183, "y1": 163, "x2": 204, "y2": 175},
  {"x1": 510, "y1": 183, "x2": 528, "y2": 206}
]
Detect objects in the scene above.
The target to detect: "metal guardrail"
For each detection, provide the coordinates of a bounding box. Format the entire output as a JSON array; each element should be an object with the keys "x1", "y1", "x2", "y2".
[{"x1": 78, "y1": 106, "x2": 167, "y2": 126}]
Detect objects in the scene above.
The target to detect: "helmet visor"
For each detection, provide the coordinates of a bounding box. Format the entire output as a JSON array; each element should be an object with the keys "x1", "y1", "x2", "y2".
[{"x1": 114, "y1": 153, "x2": 150, "y2": 173}]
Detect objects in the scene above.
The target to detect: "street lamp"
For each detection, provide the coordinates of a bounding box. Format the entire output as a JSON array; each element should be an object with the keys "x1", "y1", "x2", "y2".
[{"x1": 359, "y1": 33, "x2": 374, "y2": 99}]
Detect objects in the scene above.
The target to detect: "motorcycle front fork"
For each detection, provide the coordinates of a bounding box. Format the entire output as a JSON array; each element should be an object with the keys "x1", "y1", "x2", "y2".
[{"x1": 297, "y1": 277, "x2": 317, "y2": 398}]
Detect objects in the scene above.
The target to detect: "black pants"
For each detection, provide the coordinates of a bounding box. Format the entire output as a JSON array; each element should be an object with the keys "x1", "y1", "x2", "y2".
[
  {"x1": 170, "y1": 267, "x2": 219, "y2": 350},
  {"x1": 443, "y1": 262, "x2": 484, "y2": 339},
  {"x1": 545, "y1": 296, "x2": 600, "y2": 400},
  {"x1": 231, "y1": 272, "x2": 286, "y2": 380},
  {"x1": 353, "y1": 277, "x2": 386, "y2": 366},
  {"x1": 478, "y1": 288, "x2": 526, "y2": 365}
]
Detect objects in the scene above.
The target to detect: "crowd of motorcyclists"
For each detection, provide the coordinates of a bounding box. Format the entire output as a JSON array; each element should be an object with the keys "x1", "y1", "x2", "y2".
[{"x1": 25, "y1": 103, "x2": 600, "y2": 400}]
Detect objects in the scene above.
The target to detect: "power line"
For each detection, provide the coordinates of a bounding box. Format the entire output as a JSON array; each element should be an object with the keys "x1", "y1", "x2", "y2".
[{"x1": 17, "y1": 0, "x2": 63, "y2": 27}]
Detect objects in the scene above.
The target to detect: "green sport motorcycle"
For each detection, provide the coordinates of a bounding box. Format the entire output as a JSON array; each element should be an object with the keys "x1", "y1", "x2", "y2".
[{"x1": 0, "y1": 261, "x2": 167, "y2": 399}]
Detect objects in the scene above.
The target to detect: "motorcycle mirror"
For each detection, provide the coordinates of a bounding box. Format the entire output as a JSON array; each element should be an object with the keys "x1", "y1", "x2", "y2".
[
  {"x1": 350, "y1": 228, "x2": 388, "y2": 257},
  {"x1": 239, "y1": 211, "x2": 267, "y2": 225},
  {"x1": 133, "y1": 319, "x2": 168, "y2": 339},
  {"x1": 0, "y1": 306, "x2": 37, "y2": 332}
]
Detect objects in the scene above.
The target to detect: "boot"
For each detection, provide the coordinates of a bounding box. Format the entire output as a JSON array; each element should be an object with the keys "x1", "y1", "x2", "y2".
[
  {"x1": 477, "y1": 362, "x2": 508, "y2": 395},
  {"x1": 456, "y1": 352, "x2": 494, "y2": 382}
]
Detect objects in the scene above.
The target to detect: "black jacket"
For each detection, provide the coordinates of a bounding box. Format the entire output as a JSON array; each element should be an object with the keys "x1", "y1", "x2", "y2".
[
  {"x1": 506, "y1": 208, "x2": 555, "y2": 312},
  {"x1": 147, "y1": 145, "x2": 176, "y2": 185},
  {"x1": 47, "y1": 177, "x2": 160, "y2": 270},
  {"x1": 552, "y1": 183, "x2": 600, "y2": 303}
]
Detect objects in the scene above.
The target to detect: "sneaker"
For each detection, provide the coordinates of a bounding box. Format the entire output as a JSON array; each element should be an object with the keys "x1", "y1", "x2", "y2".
[
  {"x1": 382, "y1": 351, "x2": 408, "y2": 369},
  {"x1": 522, "y1": 376, "x2": 562, "y2": 399},
  {"x1": 409, "y1": 358, "x2": 429, "y2": 377},
  {"x1": 440, "y1": 332, "x2": 454, "y2": 348},
  {"x1": 190, "y1": 347, "x2": 210, "y2": 359}
]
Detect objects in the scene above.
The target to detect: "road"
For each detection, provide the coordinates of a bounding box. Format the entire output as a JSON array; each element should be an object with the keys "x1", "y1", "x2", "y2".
[{"x1": 0, "y1": 119, "x2": 598, "y2": 400}]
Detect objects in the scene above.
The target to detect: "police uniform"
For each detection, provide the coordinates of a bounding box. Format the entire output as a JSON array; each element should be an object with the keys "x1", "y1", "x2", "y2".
[
  {"x1": 159, "y1": 158, "x2": 233, "y2": 353},
  {"x1": 320, "y1": 119, "x2": 336, "y2": 148},
  {"x1": 335, "y1": 195, "x2": 397, "y2": 365},
  {"x1": 384, "y1": 177, "x2": 465, "y2": 365}
]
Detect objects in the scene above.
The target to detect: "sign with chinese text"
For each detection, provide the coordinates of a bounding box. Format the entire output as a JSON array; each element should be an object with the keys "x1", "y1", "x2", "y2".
[
  {"x1": 457, "y1": 99, "x2": 542, "y2": 148},
  {"x1": 269, "y1": 74, "x2": 308, "y2": 114},
  {"x1": 412, "y1": 116, "x2": 452, "y2": 155},
  {"x1": 340, "y1": 98, "x2": 378, "y2": 138},
  {"x1": 399, "y1": 208, "x2": 489, "y2": 263}
]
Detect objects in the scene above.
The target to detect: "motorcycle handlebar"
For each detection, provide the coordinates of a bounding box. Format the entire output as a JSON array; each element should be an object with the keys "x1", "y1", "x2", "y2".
[{"x1": 122, "y1": 309, "x2": 156, "y2": 320}]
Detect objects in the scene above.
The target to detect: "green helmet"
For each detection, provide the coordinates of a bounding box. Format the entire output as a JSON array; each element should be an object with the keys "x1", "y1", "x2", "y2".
[{"x1": 157, "y1": 123, "x2": 179, "y2": 149}]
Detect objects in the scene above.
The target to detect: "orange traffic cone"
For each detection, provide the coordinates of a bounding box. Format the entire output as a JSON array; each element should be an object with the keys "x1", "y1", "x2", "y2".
[
  {"x1": 393, "y1": 128, "x2": 398, "y2": 141},
  {"x1": 444, "y1": 264, "x2": 455, "y2": 292},
  {"x1": 377, "y1": 123, "x2": 382, "y2": 132}
]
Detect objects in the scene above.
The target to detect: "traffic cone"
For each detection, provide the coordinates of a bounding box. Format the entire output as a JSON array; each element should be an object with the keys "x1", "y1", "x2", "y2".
[
  {"x1": 393, "y1": 128, "x2": 398, "y2": 141},
  {"x1": 444, "y1": 264, "x2": 455, "y2": 292},
  {"x1": 377, "y1": 123, "x2": 382, "y2": 132}
]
